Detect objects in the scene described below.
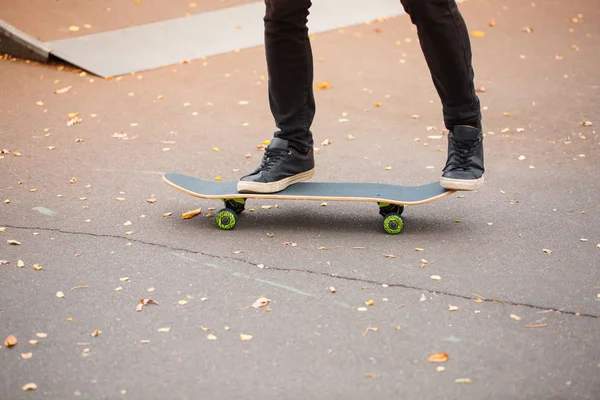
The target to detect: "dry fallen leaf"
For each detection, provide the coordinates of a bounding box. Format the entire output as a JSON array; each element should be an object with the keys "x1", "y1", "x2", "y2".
[
  {"x1": 178, "y1": 300, "x2": 188, "y2": 305},
  {"x1": 522, "y1": 26, "x2": 534, "y2": 33},
  {"x1": 136, "y1": 298, "x2": 159, "y2": 312},
  {"x1": 430, "y1": 275, "x2": 442, "y2": 280},
  {"x1": 21, "y1": 352, "x2": 33, "y2": 359},
  {"x1": 55, "y1": 86, "x2": 72, "y2": 94},
  {"x1": 5, "y1": 335, "x2": 18, "y2": 347},
  {"x1": 29, "y1": 340, "x2": 38, "y2": 345},
  {"x1": 7, "y1": 240, "x2": 22, "y2": 245},
  {"x1": 251, "y1": 297, "x2": 270, "y2": 309},
  {"x1": 448, "y1": 305, "x2": 459, "y2": 311},
  {"x1": 207, "y1": 333, "x2": 217, "y2": 340},
  {"x1": 419, "y1": 293, "x2": 427, "y2": 302},
  {"x1": 525, "y1": 324, "x2": 547, "y2": 329},
  {"x1": 56, "y1": 291, "x2": 65, "y2": 298},
  {"x1": 510, "y1": 314, "x2": 521, "y2": 321},
  {"x1": 427, "y1": 352, "x2": 449, "y2": 363},
  {"x1": 329, "y1": 286, "x2": 336, "y2": 293},
  {"x1": 315, "y1": 81, "x2": 331, "y2": 90},
  {"x1": 17, "y1": 260, "x2": 25, "y2": 268},
  {"x1": 158, "y1": 327, "x2": 171, "y2": 333},
  {"x1": 240, "y1": 334, "x2": 253, "y2": 341},
  {"x1": 182, "y1": 208, "x2": 202, "y2": 219},
  {"x1": 543, "y1": 249, "x2": 552, "y2": 254},
  {"x1": 35, "y1": 333, "x2": 47, "y2": 338},
  {"x1": 363, "y1": 327, "x2": 379, "y2": 336},
  {"x1": 91, "y1": 329, "x2": 101, "y2": 337},
  {"x1": 365, "y1": 299, "x2": 375, "y2": 306},
  {"x1": 22, "y1": 383, "x2": 37, "y2": 391},
  {"x1": 455, "y1": 378, "x2": 473, "y2": 384}
]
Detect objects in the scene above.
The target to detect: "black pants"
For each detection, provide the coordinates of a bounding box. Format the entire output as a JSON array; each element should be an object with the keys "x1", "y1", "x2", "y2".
[{"x1": 264, "y1": 0, "x2": 482, "y2": 152}]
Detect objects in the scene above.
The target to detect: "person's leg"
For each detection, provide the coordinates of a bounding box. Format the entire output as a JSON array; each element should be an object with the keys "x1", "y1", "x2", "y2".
[
  {"x1": 237, "y1": 0, "x2": 315, "y2": 193},
  {"x1": 400, "y1": 0, "x2": 484, "y2": 190},
  {"x1": 265, "y1": 0, "x2": 315, "y2": 153}
]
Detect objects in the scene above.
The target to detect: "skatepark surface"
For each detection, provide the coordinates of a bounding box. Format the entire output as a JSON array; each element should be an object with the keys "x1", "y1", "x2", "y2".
[{"x1": 1, "y1": 0, "x2": 599, "y2": 398}]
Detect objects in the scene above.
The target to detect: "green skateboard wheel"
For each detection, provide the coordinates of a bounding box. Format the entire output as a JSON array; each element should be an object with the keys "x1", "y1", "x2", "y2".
[
  {"x1": 383, "y1": 214, "x2": 404, "y2": 235},
  {"x1": 216, "y1": 208, "x2": 237, "y2": 230}
]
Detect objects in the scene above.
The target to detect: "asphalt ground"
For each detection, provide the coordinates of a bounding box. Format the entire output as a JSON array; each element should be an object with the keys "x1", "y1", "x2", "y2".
[{"x1": 1, "y1": 0, "x2": 599, "y2": 399}]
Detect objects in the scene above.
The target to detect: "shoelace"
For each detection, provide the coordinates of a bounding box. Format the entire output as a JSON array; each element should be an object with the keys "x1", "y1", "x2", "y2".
[
  {"x1": 259, "y1": 147, "x2": 289, "y2": 171},
  {"x1": 451, "y1": 139, "x2": 478, "y2": 169}
]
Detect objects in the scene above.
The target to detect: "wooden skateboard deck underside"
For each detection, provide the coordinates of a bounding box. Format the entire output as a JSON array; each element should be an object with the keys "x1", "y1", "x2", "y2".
[{"x1": 163, "y1": 173, "x2": 454, "y2": 205}]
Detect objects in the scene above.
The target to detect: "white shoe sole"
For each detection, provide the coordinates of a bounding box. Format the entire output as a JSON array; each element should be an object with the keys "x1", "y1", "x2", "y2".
[
  {"x1": 440, "y1": 175, "x2": 484, "y2": 191},
  {"x1": 237, "y1": 168, "x2": 315, "y2": 193}
]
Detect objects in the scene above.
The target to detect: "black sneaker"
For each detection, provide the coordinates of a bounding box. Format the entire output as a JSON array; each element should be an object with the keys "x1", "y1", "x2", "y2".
[
  {"x1": 237, "y1": 138, "x2": 315, "y2": 193},
  {"x1": 440, "y1": 125, "x2": 485, "y2": 191}
]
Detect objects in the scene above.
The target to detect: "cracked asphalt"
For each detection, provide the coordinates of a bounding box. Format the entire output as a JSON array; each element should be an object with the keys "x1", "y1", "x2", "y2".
[{"x1": 1, "y1": 0, "x2": 599, "y2": 399}]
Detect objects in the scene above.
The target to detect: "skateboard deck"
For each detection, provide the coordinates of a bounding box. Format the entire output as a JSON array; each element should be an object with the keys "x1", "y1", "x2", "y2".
[{"x1": 163, "y1": 173, "x2": 455, "y2": 234}]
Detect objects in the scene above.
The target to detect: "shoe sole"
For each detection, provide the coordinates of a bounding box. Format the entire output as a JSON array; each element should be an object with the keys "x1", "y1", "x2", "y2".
[
  {"x1": 440, "y1": 175, "x2": 484, "y2": 191},
  {"x1": 237, "y1": 168, "x2": 315, "y2": 193}
]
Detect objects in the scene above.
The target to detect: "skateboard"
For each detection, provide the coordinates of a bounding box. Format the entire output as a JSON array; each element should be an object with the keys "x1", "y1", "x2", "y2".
[{"x1": 163, "y1": 173, "x2": 455, "y2": 234}]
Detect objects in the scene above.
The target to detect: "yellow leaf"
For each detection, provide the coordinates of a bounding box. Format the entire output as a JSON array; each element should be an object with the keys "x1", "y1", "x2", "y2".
[
  {"x1": 182, "y1": 208, "x2": 202, "y2": 219},
  {"x1": 365, "y1": 299, "x2": 375, "y2": 306},
  {"x1": 56, "y1": 291, "x2": 65, "y2": 298},
  {"x1": 510, "y1": 314, "x2": 521, "y2": 321},
  {"x1": 240, "y1": 334, "x2": 253, "y2": 341},
  {"x1": 4, "y1": 335, "x2": 17, "y2": 347},
  {"x1": 29, "y1": 340, "x2": 38, "y2": 345},
  {"x1": 17, "y1": 260, "x2": 24, "y2": 268},
  {"x1": 471, "y1": 30, "x2": 485, "y2": 37},
  {"x1": 33, "y1": 264, "x2": 43, "y2": 271},
  {"x1": 21, "y1": 352, "x2": 33, "y2": 359},
  {"x1": 427, "y1": 352, "x2": 449, "y2": 363},
  {"x1": 206, "y1": 334, "x2": 217, "y2": 340},
  {"x1": 162, "y1": 212, "x2": 172, "y2": 217},
  {"x1": 214, "y1": 177, "x2": 222, "y2": 181},
  {"x1": 91, "y1": 329, "x2": 101, "y2": 337},
  {"x1": 315, "y1": 81, "x2": 331, "y2": 90},
  {"x1": 35, "y1": 333, "x2": 47, "y2": 338},
  {"x1": 178, "y1": 300, "x2": 188, "y2": 305},
  {"x1": 212, "y1": 147, "x2": 220, "y2": 152},
  {"x1": 68, "y1": 25, "x2": 80, "y2": 32}
]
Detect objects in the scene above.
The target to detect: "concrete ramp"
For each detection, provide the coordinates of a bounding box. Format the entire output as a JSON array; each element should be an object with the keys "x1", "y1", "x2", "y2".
[{"x1": 0, "y1": 20, "x2": 50, "y2": 62}]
